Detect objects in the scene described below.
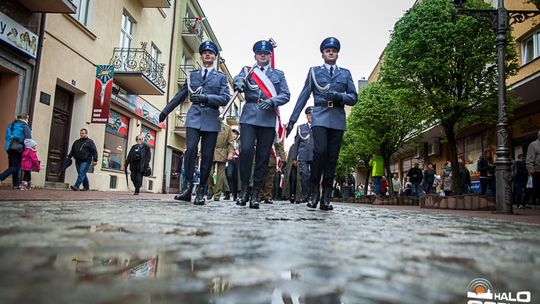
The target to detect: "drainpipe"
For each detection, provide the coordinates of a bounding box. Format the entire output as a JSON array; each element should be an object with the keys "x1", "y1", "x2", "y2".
[
  {"x1": 161, "y1": 0, "x2": 178, "y2": 194},
  {"x1": 28, "y1": 13, "x2": 46, "y2": 128}
]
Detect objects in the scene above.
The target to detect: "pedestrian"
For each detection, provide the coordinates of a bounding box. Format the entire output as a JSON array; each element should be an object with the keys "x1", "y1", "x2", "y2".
[
  {"x1": 124, "y1": 134, "x2": 151, "y2": 195},
  {"x1": 284, "y1": 141, "x2": 301, "y2": 204},
  {"x1": 459, "y1": 158, "x2": 471, "y2": 194},
  {"x1": 208, "y1": 121, "x2": 234, "y2": 201},
  {"x1": 407, "y1": 163, "x2": 423, "y2": 198},
  {"x1": 477, "y1": 149, "x2": 496, "y2": 196},
  {"x1": 21, "y1": 139, "x2": 40, "y2": 190},
  {"x1": 442, "y1": 161, "x2": 453, "y2": 196},
  {"x1": 0, "y1": 114, "x2": 32, "y2": 189},
  {"x1": 369, "y1": 153, "x2": 384, "y2": 196},
  {"x1": 512, "y1": 154, "x2": 528, "y2": 208},
  {"x1": 422, "y1": 162, "x2": 435, "y2": 194},
  {"x1": 225, "y1": 129, "x2": 240, "y2": 201},
  {"x1": 526, "y1": 130, "x2": 540, "y2": 206},
  {"x1": 260, "y1": 141, "x2": 286, "y2": 204},
  {"x1": 381, "y1": 176, "x2": 388, "y2": 196},
  {"x1": 233, "y1": 40, "x2": 290, "y2": 209},
  {"x1": 391, "y1": 173, "x2": 401, "y2": 197},
  {"x1": 289, "y1": 106, "x2": 314, "y2": 204},
  {"x1": 68, "y1": 128, "x2": 98, "y2": 191},
  {"x1": 158, "y1": 41, "x2": 230, "y2": 205}
]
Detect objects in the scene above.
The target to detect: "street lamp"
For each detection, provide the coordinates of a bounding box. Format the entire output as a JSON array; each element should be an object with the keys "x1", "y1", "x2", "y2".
[{"x1": 453, "y1": 0, "x2": 540, "y2": 214}]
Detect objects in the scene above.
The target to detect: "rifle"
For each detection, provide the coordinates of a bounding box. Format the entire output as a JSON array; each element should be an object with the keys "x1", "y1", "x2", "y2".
[{"x1": 219, "y1": 64, "x2": 257, "y2": 120}]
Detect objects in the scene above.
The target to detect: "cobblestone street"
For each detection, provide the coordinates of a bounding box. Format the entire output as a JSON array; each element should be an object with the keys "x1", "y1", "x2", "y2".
[{"x1": 0, "y1": 196, "x2": 539, "y2": 304}]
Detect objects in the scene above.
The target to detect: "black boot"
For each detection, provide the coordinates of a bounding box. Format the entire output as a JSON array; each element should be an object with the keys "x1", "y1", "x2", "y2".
[
  {"x1": 175, "y1": 182, "x2": 192, "y2": 202},
  {"x1": 236, "y1": 184, "x2": 249, "y2": 206},
  {"x1": 307, "y1": 185, "x2": 320, "y2": 209},
  {"x1": 320, "y1": 187, "x2": 334, "y2": 211},
  {"x1": 289, "y1": 194, "x2": 295, "y2": 204},
  {"x1": 224, "y1": 192, "x2": 231, "y2": 200},
  {"x1": 249, "y1": 187, "x2": 260, "y2": 209},
  {"x1": 194, "y1": 185, "x2": 206, "y2": 206}
]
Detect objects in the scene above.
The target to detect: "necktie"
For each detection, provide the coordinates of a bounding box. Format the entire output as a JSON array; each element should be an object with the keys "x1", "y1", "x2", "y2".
[
  {"x1": 330, "y1": 66, "x2": 334, "y2": 77},
  {"x1": 260, "y1": 67, "x2": 265, "y2": 72},
  {"x1": 202, "y1": 69, "x2": 208, "y2": 80}
]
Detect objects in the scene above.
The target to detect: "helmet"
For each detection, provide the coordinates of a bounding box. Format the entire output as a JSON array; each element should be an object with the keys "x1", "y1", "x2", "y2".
[
  {"x1": 252, "y1": 40, "x2": 273, "y2": 54},
  {"x1": 305, "y1": 106, "x2": 313, "y2": 114},
  {"x1": 199, "y1": 41, "x2": 219, "y2": 55},
  {"x1": 320, "y1": 37, "x2": 340, "y2": 53}
]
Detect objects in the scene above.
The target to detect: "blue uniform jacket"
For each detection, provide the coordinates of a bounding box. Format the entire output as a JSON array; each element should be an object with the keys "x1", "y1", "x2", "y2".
[
  {"x1": 233, "y1": 66, "x2": 290, "y2": 128},
  {"x1": 289, "y1": 65, "x2": 357, "y2": 131},
  {"x1": 161, "y1": 69, "x2": 230, "y2": 132},
  {"x1": 291, "y1": 123, "x2": 314, "y2": 162}
]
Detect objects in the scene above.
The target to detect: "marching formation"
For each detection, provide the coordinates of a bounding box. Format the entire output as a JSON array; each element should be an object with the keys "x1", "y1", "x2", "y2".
[{"x1": 158, "y1": 37, "x2": 358, "y2": 211}]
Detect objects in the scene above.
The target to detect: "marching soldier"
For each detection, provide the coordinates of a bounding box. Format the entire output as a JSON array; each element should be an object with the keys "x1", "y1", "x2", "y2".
[
  {"x1": 233, "y1": 40, "x2": 290, "y2": 209},
  {"x1": 260, "y1": 141, "x2": 286, "y2": 204},
  {"x1": 225, "y1": 129, "x2": 240, "y2": 200},
  {"x1": 290, "y1": 106, "x2": 314, "y2": 204},
  {"x1": 207, "y1": 121, "x2": 234, "y2": 201},
  {"x1": 159, "y1": 41, "x2": 231, "y2": 205},
  {"x1": 286, "y1": 37, "x2": 358, "y2": 210}
]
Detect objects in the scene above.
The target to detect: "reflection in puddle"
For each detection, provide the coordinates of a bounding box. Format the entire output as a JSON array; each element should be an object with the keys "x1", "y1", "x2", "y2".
[{"x1": 74, "y1": 255, "x2": 157, "y2": 280}]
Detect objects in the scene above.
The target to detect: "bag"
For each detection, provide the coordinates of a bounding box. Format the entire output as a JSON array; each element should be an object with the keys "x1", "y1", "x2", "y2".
[
  {"x1": 9, "y1": 138, "x2": 24, "y2": 153},
  {"x1": 143, "y1": 167, "x2": 152, "y2": 177},
  {"x1": 526, "y1": 176, "x2": 533, "y2": 189}
]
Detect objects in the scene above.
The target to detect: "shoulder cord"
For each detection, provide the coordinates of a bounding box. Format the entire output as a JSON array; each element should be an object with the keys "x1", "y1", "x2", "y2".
[
  {"x1": 186, "y1": 72, "x2": 203, "y2": 95},
  {"x1": 297, "y1": 126, "x2": 310, "y2": 140},
  {"x1": 310, "y1": 67, "x2": 330, "y2": 93},
  {"x1": 244, "y1": 66, "x2": 259, "y2": 91}
]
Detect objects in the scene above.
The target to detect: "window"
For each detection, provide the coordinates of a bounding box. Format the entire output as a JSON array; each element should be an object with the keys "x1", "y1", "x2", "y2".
[
  {"x1": 103, "y1": 110, "x2": 129, "y2": 171},
  {"x1": 71, "y1": 0, "x2": 90, "y2": 26},
  {"x1": 141, "y1": 125, "x2": 156, "y2": 173},
  {"x1": 522, "y1": 30, "x2": 540, "y2": 65},
  {"x1": 120, "y1": 12, "x2": 134, "y2": 48},
  {"x1": 150, "y1": 43, "x2": 161, "y2": 71}
]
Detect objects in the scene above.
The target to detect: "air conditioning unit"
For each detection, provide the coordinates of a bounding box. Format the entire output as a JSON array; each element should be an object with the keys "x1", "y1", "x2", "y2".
[{"x1": 428, "y1": 140, "x2": 441, "y2": 156}]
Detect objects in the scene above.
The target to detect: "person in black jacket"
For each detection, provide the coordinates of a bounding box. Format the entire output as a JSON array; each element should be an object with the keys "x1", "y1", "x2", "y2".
[
  {"x1": 512, "y1": 154, "x2": 528, "y2": 208},
  {"x1": 68, "y1": 128, "x2": 98, "y2": 191},
  {"x1": 125, "y1": 134, "x2": 151, "y2": 195},
  {"x1": 407, "y1": 163, "x2": 423, "y2": 198},
  {"x1": 477, "y1": 149, "x2": 496, "y2": 196}
]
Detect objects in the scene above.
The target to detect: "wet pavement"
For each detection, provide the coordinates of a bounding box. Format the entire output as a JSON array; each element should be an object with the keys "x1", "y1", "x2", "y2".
[{"x1": 0, "y1": 199, "x2": 539, "y2": 304}]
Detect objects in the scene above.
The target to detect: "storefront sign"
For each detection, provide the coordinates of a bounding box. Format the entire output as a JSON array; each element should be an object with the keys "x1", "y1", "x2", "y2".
[
  {"x1": 512, "y1": 112, "x2": 540, "y2": 139},
  {"x1": 0, "y1": 12, "x2": 38, "y2": 58},
  {"x1": 112, "y1": 89, "x2": 164, "y2": 129},
  {"x1": 91, "y1": 65, "x2": 114, "y2": 123}
]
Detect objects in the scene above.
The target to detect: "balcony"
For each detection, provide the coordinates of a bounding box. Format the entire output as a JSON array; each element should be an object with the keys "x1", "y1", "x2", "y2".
[
  {"x1": 17, "y1": 0, "x2": 76, "y2": 13},
  {"x1": 181, "y1": 18, "x2": 205, "y2": 52},
  {"x1": 110, "y1": 42, "x2": 167, "y2": 95},
  {"x1": 177, "y1": 64, "x2": 199, "y2": 85},
  {"x1": 173, "y1": 113, "x2": 188, "y2": 137},
  {"x1": 139, "y1": 0, "x2": 171, "y2": 8}
]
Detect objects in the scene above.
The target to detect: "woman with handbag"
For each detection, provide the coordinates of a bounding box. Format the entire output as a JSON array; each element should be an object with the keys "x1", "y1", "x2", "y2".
[
  {"x1": 125, "y1": 134, "x2": 151, "y2": 195},
  {"x1": 0, "y1": 114, "x2": 32, "y2": 189}
]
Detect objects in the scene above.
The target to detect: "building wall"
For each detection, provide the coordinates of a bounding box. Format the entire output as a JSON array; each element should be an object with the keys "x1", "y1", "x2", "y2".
[{"x1": 31, "y1": 0, "x2": 174, "y2": 192}]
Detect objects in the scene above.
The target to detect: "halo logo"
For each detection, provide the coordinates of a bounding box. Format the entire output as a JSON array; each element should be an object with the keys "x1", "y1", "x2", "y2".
[{"x1": 467, "y1": 278, "x2": 531, "y2": 304}]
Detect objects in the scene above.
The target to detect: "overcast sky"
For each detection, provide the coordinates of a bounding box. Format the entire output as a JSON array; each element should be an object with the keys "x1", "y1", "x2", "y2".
[{"x1": 199, "y1": 0, "x2": 417, "y2": 149}]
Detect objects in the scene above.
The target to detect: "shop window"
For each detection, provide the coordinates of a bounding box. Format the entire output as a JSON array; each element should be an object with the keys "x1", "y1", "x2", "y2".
[
  {"x1": 464, "y1": 135, "x2": 482, "y2": 177},
  {"x1": 141, "y1": 125, "x2": 156, "y2": 172},
  {"x1": 103, "y1": 110, "x2": 129, "y2": 171}
]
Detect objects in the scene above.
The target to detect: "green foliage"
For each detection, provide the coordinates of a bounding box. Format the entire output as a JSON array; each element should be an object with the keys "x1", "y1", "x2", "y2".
[{"x1": 381, "y1": 0, "x2": 518, "y2": 128}]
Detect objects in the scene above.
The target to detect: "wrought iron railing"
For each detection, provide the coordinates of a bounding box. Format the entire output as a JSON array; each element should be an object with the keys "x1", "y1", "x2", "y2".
[
  {"x1": 178, "y1": 63, "x2": 200, "y2": 84},
  {"x1": 181, "y1": 17, "x2": 205, "y2": 41},
  {"x1": 110, "y1": 42, "x2": 167, "y2": 90}
]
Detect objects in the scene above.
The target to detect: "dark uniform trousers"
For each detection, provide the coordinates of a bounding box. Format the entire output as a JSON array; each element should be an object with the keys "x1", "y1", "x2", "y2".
[
  {"x1": 310, "y1": 126, "x2": 344, "y2": 187},
  {"x1": 299, "y1": 161, "x2": 311, "y2": 198},
  {"x1": 239, "y1": 124, "x2": 275, "y2": 189},
  {"x1": 184, "y1": 127, "x2": 218, "y2": 189},
  {"x1": 226, "y1": 158, "x2": 239, "y2": 197}
]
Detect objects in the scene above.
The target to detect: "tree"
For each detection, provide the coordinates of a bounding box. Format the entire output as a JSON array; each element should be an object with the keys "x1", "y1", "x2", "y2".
[
  {"x1": 347, "y1": 82, "x2": 425, "y2": 197},
  {"x1": 380, "y1": 0, "x2": 518, "y2": 195}
]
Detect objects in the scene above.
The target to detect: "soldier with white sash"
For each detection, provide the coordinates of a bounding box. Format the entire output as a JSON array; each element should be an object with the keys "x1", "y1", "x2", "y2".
[
  {"x1": 286, "y1": 37, "x2": 358, "y2": 211},
  {"x1": 159, "y1": 41, "x2": 230, "y2": 205},
  {"x1": 233, "y1": 40, "x2": 290, "y2": 209}
]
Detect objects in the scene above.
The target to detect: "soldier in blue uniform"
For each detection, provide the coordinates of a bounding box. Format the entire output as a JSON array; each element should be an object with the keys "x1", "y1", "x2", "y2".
[
  {"x1": 289, "y1": 106, "x2": 314, "y2": 204},
  {"x1": 233, "y1": 40, "x2": 290, "y2": 209},
  {"x1": 159, "y1": 41, "x2": 231, "y2": 205},
  {"x1": 286, "y1": 37, "x2": 358, "y2": 211}
]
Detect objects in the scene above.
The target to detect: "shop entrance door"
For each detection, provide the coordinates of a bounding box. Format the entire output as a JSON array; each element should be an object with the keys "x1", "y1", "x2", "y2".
[{"x1": 46, "y1": 87, "x2": 73, "y2": 182}]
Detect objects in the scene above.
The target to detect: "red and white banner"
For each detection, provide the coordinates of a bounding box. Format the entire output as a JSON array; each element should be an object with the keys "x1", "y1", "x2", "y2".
[{"x1": 91, "y1": 65, "x2": 114, "y2": 123}]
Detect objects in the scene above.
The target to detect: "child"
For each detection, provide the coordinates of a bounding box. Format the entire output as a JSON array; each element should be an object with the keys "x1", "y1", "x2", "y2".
[{"x1": 21, "y1": 139, "x2": 40, "y2": 190}]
